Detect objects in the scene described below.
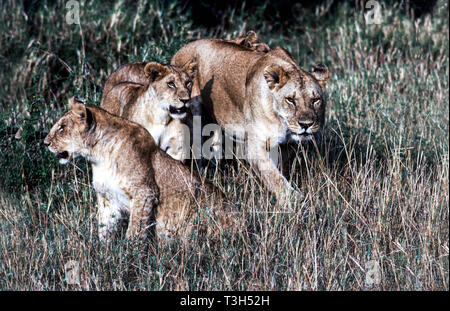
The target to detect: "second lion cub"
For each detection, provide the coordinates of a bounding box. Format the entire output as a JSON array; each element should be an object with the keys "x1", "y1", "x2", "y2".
[{"x1": 101, "y1": 60, "x2": 197, "y2": 161}]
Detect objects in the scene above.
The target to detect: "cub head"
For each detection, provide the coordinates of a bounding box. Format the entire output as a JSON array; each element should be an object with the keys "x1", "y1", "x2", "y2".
[
  {"x1": 143, "y1": 58, "x2": 197, "y2": 119},
  {"x1": 44, "y1": 97, "x2": 96, "y2": 164},
  {"x1": 230, "y1": 30, "x2": 271, "y2": 53},
  {"x1": 264, "y1": 62, "x2": 330, "y2": 142}
]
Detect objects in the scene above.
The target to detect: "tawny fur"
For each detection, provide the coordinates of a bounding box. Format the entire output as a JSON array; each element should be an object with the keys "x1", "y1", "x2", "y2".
[
  {"x1": 99, "y1": 32, "x2": 270, "y2": 165},
  {"x1": 44, "y1": 98, "x2": 236, "y2": 242},
  {"x1": 100, "y1": 61, "x2": 196, "y2": 161},
  {"x1": 170, "y1": 38, "x2": 330, "y2": 205},
  {"x1": 101, "y1": 31, "x2": 270, "y2": 99}
]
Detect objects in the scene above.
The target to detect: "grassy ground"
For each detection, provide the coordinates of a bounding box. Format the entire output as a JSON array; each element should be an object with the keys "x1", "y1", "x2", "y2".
[{"x1": 0, "y1": 0, "x2": 448, "y2": 290}]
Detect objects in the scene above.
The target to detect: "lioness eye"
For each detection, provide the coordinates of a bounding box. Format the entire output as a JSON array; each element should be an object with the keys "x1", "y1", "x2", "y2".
[
  {"x1": 58, "y1": 125, "x2": 64, "y2": 132},
  {"x1": 167, "y1": 82, "x2": 176, "y2": 88},
  {"x1": 186, "y1": 81, "x2": 192, "y2": 89},
  {"x1": 285, "y1": 97, "x2": 295, "y2": 106}
]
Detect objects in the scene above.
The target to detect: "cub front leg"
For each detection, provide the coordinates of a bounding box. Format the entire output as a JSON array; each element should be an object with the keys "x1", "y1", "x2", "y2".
[
  {"x1": 126, "y1": 191, "x2": 158, "y2": 241},
  {"x1": 247, "y1": 137, "x2": 304, "y2": 206},
  {"x1": 97, "y1": 193, "x2": 124, "y2": 243}
]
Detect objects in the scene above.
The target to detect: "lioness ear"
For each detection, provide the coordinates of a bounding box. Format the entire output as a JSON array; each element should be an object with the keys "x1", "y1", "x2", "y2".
[
  {"x1": 264, "y1": 64, "x2": 288, "y2": 90},
  {"x1": 144, "y1": 62, "x2": 169, "y2": 82},
  {"x1": 181, "y1": 57, "x2": 197, "y2": 79},
  {"x1": 310, "y1": 63, "x2": 330, "y2": 88}
]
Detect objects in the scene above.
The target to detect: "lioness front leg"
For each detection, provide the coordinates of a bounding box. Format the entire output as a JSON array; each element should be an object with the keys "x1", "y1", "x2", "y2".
[
  {"x1": 247, "y1": 139, "x2": 304, "y2": 206},
  {"x1": 126, "y1": 192, "x2": 158, "y2": 241}
]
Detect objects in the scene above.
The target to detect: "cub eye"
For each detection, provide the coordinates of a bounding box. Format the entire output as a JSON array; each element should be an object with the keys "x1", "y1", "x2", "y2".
[
  {"x1": 185, "y1": 81, "x2": 192, "y2": 89},
  {"x1": 58, "y1": 125, "x2": 65, "y2": 132},
  {"x1": 167, "y1": 81, "x2": 176, "y2": 88},
  {"x1": 285, "y1": 97, "x2": 296, "y2": 106},
  {"x1": 312, "y1": 98, "x2": 321, "y2": 108}
]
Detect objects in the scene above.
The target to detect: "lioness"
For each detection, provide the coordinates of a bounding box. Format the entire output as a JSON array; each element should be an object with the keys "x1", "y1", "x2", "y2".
[
  {"x1": 101, "y1": 60, "x2": 197, "y2": 161},
  {"x1": 44, "y1": 97, "x2": 235, "y2": 242},
  {"x1": 171, "y1": 39, "x2": 330, "y2": 205}
]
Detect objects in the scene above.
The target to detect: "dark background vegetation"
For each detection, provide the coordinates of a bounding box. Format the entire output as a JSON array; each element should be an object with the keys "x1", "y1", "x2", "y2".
[
  {"x1": 183, "y1": 0, "x2": 438, "y2": 28},
  {"x1": 0, "y1": 0, "x2": 448, "y2": 290}
]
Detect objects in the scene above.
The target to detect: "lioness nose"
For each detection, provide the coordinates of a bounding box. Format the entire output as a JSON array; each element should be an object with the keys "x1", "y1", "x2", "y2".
[
  {"x1": 298, "y1": 120, "x2": 313, "y2": 129},
  {"x1": 44, "y1": 136, "x2": 50, "y2": 146},
  {"x1": 180, "y1": 98, "x2": 190, "y2": 105}
]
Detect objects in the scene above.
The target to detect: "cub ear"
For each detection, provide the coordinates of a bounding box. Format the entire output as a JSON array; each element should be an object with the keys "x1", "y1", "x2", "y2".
[
  {"x1": 144, "y1": 62, "x2": 169, "y2": 82},
  {"x1": 245, "y1": 30, "x2": 259, "y2": 45},
  {"x1": 69, "y1": 97, "x2": 95, "y2": 129},
  {"x1": 181, "y1": 57, "x2": 197, "y2": 79},
  {"x1": 70, "y1": 101, "x2": 86, "y2": 119},
  {"x1": 234, "y1": 31, "x2": 259, "y2": 48},
  {"x1": 264, "y1": 64, "x2": 288, "y2": 90},
  {"x1": 310, "y1": 63, "x2": 330, "y2": 88},
  {"x1": 68, "y1": 96, "x2": 84, "y2": 110}
]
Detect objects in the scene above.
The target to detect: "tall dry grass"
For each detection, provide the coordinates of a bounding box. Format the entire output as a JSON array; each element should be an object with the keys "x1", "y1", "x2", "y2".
[{"x1": 0, "y1": 0, "x2": 448, "y2": 290}]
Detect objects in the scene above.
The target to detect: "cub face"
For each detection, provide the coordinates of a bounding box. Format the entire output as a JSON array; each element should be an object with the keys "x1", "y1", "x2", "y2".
[
  {"x1": 44, "y1": 98, "x2": 93, "y2": 164},
  {"x1": 264, "y1": 63, "x2": 330, "y2": 143},
  {"x1": 144, "y1": 60, "x2": 196, "y2": 120}
]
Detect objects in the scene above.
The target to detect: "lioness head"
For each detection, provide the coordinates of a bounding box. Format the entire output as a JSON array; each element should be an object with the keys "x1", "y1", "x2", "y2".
[
  {"x1": 44, "y1": 97, "x2": 95, "y2": 164},
  {"x1": 143, "y1": 58, "x2": 196, "y2": 119},
  {"x1": 264, "y1": 60, "x2": 330, "y2": 142}
]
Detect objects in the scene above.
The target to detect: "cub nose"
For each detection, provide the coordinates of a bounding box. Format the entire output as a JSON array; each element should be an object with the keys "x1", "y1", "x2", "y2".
[
  {"x1": 298, "y1": 120, "x2": 313, "y2": 129},
  {"x1": 44, "y1": 137, "x2": 50, "y2": 146},
  {"x1": 179, "y1": 98, "x2": 190, "y2": 105}
]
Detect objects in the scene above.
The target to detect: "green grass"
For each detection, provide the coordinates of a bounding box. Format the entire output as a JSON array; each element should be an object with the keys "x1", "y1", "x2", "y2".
[{"x1": 0, "y1": 0, "x2": 448, "y2": 290}]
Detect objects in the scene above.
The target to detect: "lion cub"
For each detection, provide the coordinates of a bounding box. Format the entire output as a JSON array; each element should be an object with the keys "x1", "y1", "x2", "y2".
[
  {"x1": 101, "y1": 60, "x2": 197, "y2": 161},
  {"x1": 44, "y1": 98, "x2": 235, "y2": 242}
]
